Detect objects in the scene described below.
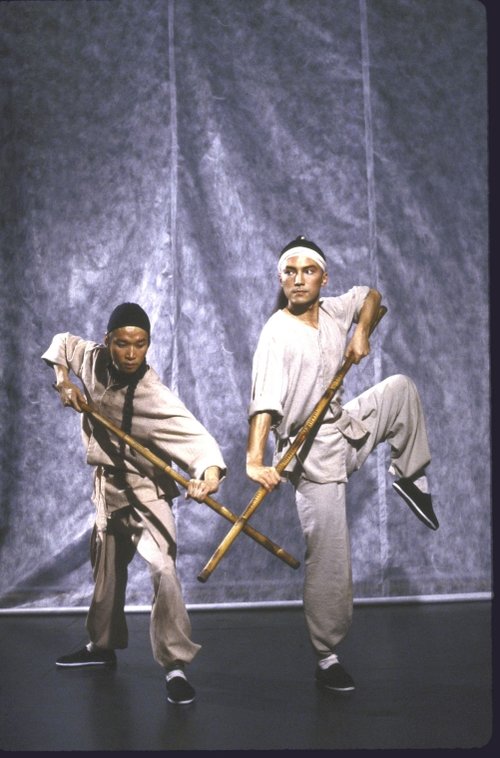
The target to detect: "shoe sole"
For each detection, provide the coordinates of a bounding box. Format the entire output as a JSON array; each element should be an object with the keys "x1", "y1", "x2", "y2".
[
  {"x1": 317, "y1": 681, "x2": 355, "y2": 693},
  {"x1": 167, "y1": 696, "x2": 196, "y2": 705},
  {"x1": 392, "y1": 482, "x2": 439, "y2": 530},
  {"x1": 56, "y1": 661, "x2": 116, "y2": 667}
]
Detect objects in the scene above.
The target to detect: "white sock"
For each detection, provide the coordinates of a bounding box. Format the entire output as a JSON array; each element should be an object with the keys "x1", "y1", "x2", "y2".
[
  {"x1": 166, "y1": 668, "x2": 186, "y2": 682},
  {"x1": 318, "y1": 653, "x2": 339, "y2": 670},
  {"x1": 87, "y1": 642, "x2": 98, "y2": 652},
  {"x1": 412, "y1": 475, "x2": 429, "y2": 493}
]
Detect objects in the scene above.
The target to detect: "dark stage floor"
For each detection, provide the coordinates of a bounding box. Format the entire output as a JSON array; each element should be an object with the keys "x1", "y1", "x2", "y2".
[{"x1": 0, "y1": 601, "x2": 492, "y2": 752}]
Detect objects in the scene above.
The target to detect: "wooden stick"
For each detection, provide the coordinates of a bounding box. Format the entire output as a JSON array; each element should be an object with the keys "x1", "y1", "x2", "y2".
[
  {"x1": 79, "y1": 401, "x2": 300, "y2": 570},
  {"x1": 197, "y1": 305, "x2": 387, "y2": 583}
]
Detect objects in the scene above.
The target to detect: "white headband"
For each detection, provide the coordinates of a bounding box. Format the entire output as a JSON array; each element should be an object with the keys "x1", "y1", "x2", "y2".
[{"x1": 277, "y1": 246, "x2": 327, "y2": 273}]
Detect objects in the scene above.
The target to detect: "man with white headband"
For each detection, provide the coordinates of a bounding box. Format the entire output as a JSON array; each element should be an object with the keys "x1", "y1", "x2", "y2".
[{"x1": 247, "y1": 236, "x2": 438, "y2": 694}]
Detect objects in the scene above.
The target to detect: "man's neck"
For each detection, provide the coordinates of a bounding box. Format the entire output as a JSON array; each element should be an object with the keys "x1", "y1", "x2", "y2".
[
  {"x1": 284, "y1": 300, "x2": 321, "y2": 328},
  {"x1": 108, "y1": 361, "x2": 149, "y2": 385}
]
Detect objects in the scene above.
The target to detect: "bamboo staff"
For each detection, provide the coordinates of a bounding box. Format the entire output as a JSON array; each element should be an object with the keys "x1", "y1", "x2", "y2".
[
  {"x1": 197, "y1": 304, "x2": 387, "y2": 583},
  {"x1": 79, "y1": 400, "x2": 300, "y2": 570}
]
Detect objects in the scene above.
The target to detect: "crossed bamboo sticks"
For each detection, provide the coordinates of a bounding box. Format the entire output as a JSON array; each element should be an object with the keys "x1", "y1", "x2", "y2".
[
  {"x1": 197, "y1": 304, "x2": 387, "y2": 583},
  {"x1": 79, "y1": 400, "x2": 300, "y2": 571}
]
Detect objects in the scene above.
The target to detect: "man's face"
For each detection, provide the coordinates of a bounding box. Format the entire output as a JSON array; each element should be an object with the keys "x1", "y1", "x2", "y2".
[
  {"x1": 105, "y1": 326, "x2": 150, "y2": 374},
  {"x1": 279, "y1": 254, "x2": 328, "y2": 310}
]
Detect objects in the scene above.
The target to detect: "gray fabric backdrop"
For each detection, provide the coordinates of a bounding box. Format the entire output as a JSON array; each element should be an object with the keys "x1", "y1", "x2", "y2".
[{"x1": 0, "y1": 0, "x2": 489, "y2": 610}]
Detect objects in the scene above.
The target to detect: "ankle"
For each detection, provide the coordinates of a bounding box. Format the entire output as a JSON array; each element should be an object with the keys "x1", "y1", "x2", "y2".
[{"x1": 318, "y1": 653, "x2": 340, "y2": 669}]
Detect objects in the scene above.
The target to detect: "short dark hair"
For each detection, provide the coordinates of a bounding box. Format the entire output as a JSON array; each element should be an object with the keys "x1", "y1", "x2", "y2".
[{"x1": 279, "y1": 235, "x2": 326, "y2": 260}]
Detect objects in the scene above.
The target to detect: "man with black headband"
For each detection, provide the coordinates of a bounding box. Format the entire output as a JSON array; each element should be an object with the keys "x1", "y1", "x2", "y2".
[
  {"x1": 246, "y1": 236, "x2": 438, "y2": 694},
  {"x1": 42, "y1": 303, "x2": 226, "y2": 705}
]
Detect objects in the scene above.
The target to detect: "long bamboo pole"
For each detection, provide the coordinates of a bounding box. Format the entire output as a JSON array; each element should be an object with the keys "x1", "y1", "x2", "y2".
[{"x1": 197, "y1": 305, "x2": 387, "y2": 583}]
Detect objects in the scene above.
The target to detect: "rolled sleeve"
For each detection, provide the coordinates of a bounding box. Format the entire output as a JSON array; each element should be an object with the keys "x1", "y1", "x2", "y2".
[
  {"x1": 248, "y1": 327, "x2": 285, "y2": 422},
  {"x1": 41, "y1": 333, "x2": 98, "y2": 377}
]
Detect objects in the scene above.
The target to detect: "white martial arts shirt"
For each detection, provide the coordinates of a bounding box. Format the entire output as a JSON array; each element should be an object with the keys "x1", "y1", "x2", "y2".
[
  {"x1": 42, "y1": 333, "x2": 226, "y2": 517},
  {"x1": 248, "y1": 287, "x2": 371, "y2": 483}
]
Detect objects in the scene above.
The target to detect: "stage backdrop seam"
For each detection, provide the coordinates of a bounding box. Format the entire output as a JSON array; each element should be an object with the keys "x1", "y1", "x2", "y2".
[
  {"x1": 360, "y1": 0, "x2": 389, "y2": 593},
  {"x1": 168, "y1": 0, "x2": 180, "y2": 394}
]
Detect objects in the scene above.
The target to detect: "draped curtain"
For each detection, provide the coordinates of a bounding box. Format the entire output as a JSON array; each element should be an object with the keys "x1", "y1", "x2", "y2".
[{"x1": 0, "y1": 0, "x2": 489, "y2": 609}]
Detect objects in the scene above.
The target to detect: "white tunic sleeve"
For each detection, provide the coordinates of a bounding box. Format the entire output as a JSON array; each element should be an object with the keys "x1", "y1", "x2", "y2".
[
  {"x1": 41, "y1": 332, "x2": 99, "y2": 376},
  {"x1": 248, "y1": 318, "x2": 286, "y2": 423}
]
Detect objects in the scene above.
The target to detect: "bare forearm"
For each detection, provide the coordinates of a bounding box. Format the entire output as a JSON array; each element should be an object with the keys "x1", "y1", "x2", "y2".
[
  {"x1": 356, "y1": 288, "x2": 382, "y2": 334},
  {"x1": 247, "y1": 412, "x2": 273, "y2": 466},
  {"x1": 346, "y1": 289, "x2": 382, "y2": 364},
  {"x1": 203, "y1": 466, "x2": 222, "y2": 483},
  {"x1": 53, "y1": 363, "x2": 70, "y2": 387},
  {"x1": 52, "y1": 363, "x2": 85, "y2": 412},
  {"x1": 246, "y1": 412, "x2": 281, "y2": 491}
]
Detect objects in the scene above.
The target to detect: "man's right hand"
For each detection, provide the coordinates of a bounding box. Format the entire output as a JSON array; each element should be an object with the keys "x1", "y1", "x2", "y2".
[
  {"x1": 246, "y1": 463, "x2": 281, "y2": 492},
  {"x1": 54, "y1": 379, "x2": 86, "y2": 413}
]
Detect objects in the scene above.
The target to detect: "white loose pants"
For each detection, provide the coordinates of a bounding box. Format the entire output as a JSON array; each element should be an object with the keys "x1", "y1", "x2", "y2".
[
  {"x1": 294, "y1": 374, "x2": 431, "y2": 658},
  {"x1": 86, "y1": 500, "x2": 201, "y2": 669}
]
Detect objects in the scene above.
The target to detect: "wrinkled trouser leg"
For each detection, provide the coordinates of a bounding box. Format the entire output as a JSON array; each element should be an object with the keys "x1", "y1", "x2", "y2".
[
  {"x1": 86, "y1": 516, "x2": 135, "y2": 650},
  {"x1": 86, "y1": 506, "x2": 200, "y2": 667},
  {"x1": 295, "y1": 478, "x2": 352, "y2": 658},
  {"x1": 344, "y1": 374, "x2": 431, "y2": 478},
  {"x1": 295, "y1": 374, "x2": 431, "y2": 657},
  {"x1": 136, "y1": 510, "x2": 201, "y2": 668}
]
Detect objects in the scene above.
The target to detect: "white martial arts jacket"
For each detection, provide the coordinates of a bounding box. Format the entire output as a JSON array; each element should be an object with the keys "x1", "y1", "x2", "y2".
[
  {"x1": 248, "y1": 287, "x2": 371, "y2": 483},
  {"x1": 42, "y1": 333, "x2": 226, "y2": 523}
]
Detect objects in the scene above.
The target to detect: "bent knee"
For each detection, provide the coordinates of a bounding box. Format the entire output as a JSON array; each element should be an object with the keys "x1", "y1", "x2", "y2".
[{"x1": 385, "y1": 374, "x2": 417, "y2": 395}]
